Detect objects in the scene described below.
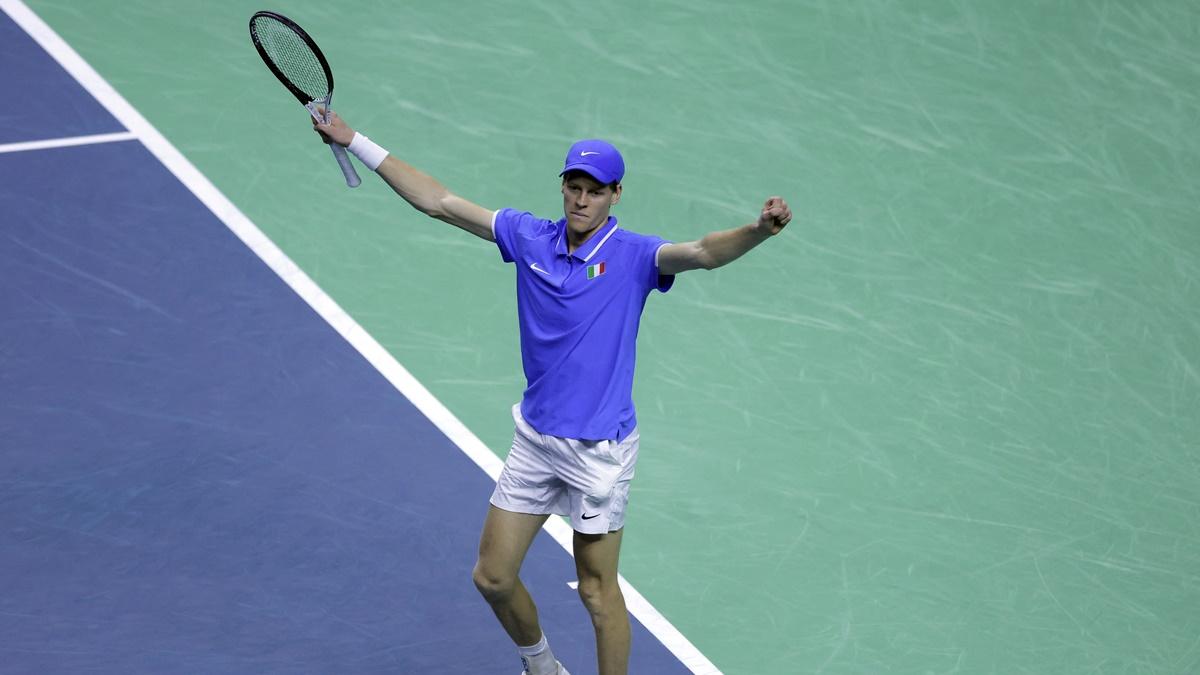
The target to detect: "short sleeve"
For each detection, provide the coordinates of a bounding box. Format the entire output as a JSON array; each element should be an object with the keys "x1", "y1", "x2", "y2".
[
  {"x1": 641, "y1": 235, "x2": 675, "y2": 293},
  {"x1": 492, "y1": 208, "x2": 520, "y2": 263},
  {"x1": 493, "y1": 208, "x2": 553, "y2": 264}
]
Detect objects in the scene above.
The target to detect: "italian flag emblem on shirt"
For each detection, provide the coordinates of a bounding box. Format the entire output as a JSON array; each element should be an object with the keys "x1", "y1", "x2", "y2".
[{"x1": 586, "y1": 262, "x2": 606, "y2": 279}]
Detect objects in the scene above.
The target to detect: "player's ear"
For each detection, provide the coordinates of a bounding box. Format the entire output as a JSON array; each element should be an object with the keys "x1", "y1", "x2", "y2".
[{"x1": 611, "y1": 183, "x2": 622, "y2": 206}]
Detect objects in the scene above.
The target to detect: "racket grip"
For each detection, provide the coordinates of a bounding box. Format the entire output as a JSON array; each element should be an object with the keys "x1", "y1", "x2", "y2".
[{"x1": 330, "y1": 143, "x2": 362, "y2": 188}]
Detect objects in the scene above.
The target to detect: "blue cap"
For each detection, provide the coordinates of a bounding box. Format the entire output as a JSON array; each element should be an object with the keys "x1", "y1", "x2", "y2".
[{"x1": 559, "y1": 139, "x2": 625, "y2": 185}]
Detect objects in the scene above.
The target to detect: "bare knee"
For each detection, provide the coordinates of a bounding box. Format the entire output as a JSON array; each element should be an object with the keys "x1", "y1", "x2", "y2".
[
  {"x1": 472, "y1": 560, "x2": 516, "y2": 604},
  {"x1": 577, "y1": 576, "x2": 624, "y2": 620}
]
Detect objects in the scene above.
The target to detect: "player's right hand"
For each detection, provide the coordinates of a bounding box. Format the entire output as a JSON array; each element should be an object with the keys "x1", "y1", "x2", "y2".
[{"x1": 312, "y1": 108, "x2": 355, "y2": 147}]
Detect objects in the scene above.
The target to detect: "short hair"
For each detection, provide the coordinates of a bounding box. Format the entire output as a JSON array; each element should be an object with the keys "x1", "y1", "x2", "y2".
[{"x1": 561, "y1": 169, "x2": 619, "y2": 191}]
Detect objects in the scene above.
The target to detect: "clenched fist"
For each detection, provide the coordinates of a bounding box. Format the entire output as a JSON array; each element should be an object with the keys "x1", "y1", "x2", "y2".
[{"x1": 756, "y1": 196, "x2": 792, "y2": 236}]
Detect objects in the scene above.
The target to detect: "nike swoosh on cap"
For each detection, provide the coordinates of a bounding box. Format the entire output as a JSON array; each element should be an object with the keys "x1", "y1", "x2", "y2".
[{"x1": 580, "y1": 151, "x2": 600, "y2": 156}]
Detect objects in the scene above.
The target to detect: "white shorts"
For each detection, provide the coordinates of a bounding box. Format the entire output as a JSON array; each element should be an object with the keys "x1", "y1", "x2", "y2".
[{"x1": 490, "y1": 404, "x2": 639, "y2": 535}]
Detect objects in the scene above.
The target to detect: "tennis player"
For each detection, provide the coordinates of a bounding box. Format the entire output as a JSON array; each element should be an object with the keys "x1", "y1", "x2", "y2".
[{"x1": 313, "y1": 112, "x2": 791, "y2": 675}]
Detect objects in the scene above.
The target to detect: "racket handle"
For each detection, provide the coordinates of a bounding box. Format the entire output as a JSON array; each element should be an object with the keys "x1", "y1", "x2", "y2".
[{"x1": 330, "y1": 143, "x2": 362, "y2": 188}]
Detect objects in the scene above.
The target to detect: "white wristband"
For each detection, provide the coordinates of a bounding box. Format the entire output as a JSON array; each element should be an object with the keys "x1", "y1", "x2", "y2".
[{"x1": 347, "y1": 132, "x2": 389, "y2": 171}]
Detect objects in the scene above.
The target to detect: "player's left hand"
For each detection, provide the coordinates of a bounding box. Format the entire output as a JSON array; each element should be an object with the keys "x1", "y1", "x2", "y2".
[{"x1": 756, "y1": 196, "x2": 792, "y2": 236}]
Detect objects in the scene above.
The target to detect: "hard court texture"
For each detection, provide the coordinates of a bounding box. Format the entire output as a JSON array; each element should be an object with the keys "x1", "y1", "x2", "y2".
[{"x1": 7, "y1": 1, "x2": 1200, "y2": 673}]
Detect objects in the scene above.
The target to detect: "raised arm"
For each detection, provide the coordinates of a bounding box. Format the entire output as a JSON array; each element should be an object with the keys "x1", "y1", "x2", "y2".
[
  {"x1": 313, "y1": 111, "x2": 495, "y2": 241},
  {"x1": 657, "y1": 196, "x2": 792, "y2": 275}
]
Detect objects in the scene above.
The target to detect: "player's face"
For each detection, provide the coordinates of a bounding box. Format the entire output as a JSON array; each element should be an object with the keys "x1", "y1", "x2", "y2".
[{"x1": 562, "y1": 174, "x2": 621, "y2": 239}]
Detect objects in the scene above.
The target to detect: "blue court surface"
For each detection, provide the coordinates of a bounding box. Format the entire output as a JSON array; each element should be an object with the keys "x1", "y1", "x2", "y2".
[{"x1": 0, "y1": 9, "x2": 693, "y2": 674}]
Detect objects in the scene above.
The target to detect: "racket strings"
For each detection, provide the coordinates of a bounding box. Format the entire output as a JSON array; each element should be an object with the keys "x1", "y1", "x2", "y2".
[{"x1": 251, "y1": 17, "x2": 329, "y2": 100}]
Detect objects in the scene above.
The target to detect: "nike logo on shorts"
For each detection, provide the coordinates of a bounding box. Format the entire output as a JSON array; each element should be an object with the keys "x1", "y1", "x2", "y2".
[{"x1": 581, "y1": 513, "x2": 600, "y2": 520}]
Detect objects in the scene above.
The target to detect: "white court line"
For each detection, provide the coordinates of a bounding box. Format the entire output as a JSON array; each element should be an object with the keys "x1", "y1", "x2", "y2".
[
  {"x1": 0, "y1": 130, "x2": 137, "y2": 154},
  {"x1": 0, "y1": 2, "x2": 721, "y2": 673}
]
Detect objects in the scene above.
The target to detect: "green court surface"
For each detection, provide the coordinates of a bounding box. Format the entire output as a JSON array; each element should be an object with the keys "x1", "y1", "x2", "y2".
[{"x1": 28, "y1": 1, "x2": 1199, "y2": 672}]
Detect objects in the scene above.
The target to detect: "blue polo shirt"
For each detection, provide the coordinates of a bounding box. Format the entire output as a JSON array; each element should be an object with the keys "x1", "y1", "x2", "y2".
[{"x1": 493, "y1": 208, "x2": 674, "y2": 441}]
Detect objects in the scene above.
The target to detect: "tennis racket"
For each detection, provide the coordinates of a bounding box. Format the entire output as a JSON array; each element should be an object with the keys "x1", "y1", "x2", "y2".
[{"x1": 249, "y1": 10, "x2": 361, "y2": 188}]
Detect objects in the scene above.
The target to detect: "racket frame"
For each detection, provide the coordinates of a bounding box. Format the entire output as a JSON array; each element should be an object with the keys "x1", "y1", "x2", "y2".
[{"x1": 249, "y1": 10, "x2": 361, "y2": 188}]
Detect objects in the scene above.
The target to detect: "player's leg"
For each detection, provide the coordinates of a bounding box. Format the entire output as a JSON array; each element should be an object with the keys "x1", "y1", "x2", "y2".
[
  {"x1": 472, "y1": 505, "x2": 550, "y2": 645},
  {"x1": 574, "y1": 528, "x2": 629, "y2": 675},
  {"x1": 559, "y1": 432, "x2": 639, "y2": 675},
  {"x1": 478, "y1": 405, "x2": 571, "y2": 673}
]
